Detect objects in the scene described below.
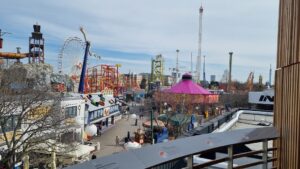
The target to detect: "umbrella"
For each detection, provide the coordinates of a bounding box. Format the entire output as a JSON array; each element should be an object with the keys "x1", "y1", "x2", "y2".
[
  {"x1": 124, "y1": 142, "x2": 141, "y2": 150},
  {"x1": 143, "y1": 120, "x2": 165, "y2": 128},
  {"x1": 157, "y1": 114, "x2": 168, "y2": 122},
  {"x1": 169, "y1": 114, "x2": 190, "y2": 126}
]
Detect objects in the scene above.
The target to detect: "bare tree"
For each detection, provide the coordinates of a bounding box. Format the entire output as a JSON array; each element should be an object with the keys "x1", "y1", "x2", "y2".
[{"x1": 0, "y1": 64, "x2": 77, "y2": 168}]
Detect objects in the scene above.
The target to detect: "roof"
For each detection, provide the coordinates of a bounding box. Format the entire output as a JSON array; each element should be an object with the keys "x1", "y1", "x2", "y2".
[
  {"x1": 83, "y1": 93, "x2": 116, "y2": 112},
  {"x1": 166, "y1": 74, "x2": 211, "y2": 95}
]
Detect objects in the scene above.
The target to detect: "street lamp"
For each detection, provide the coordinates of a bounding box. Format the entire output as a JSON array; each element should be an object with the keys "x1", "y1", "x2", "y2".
[
  {"x1": 163, "y1": 102, "x2": 168, "y2": 114},
  {"x1": 195, "y1": 106, "x2": 199, "y2": 113},
  {"x1": 130, "y1": 113, "x2": 137, "y2": 119}
]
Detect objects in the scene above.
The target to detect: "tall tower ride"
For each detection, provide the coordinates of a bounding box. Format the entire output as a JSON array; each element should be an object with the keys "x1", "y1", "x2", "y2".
[
  {"x1": 28, "y1": 24, "x2": 45, "y2": 63},
  {"x1": 196, "y1": 5, "x2": 204, "y2": 82}
]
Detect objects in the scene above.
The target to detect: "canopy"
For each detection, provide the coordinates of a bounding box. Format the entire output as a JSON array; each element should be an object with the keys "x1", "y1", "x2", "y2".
[
  {"x1": 124, "y1": 141, "x2": 141, "y2": 150},
  {"x1": 158, "y1": 113, "x2": 191, "y2": 126},
  {"x1": 156, "y1": 73, "x2": 219, "y2": 105},
  {"x1": 169, "y1": 114, "x2": 191, "y2": 126},
  {"x1": 168, "y1": 73, "x2": 211, "y2": 95},
  {"x1": 143, "y1": 120, "x2": 165, "y2": 128}
]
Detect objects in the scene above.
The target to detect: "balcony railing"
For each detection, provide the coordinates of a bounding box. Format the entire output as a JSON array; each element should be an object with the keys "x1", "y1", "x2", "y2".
[{"x1": 66, "y1": 127, "x2": 278, "y2": 169}]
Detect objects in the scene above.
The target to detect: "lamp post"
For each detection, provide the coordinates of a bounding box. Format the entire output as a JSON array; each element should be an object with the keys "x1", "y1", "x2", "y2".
[
  {"x1": 196, "y1": 106, "x2": 202, "y2": 124},
  {"x1": 163, "y1": 102, "x2": 167, "y2": 114},
  {"x1": 150, "y1": 109, "x2": 154, "y2": 144}
]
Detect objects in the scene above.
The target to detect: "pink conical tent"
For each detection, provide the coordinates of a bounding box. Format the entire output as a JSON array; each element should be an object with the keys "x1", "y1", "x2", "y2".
[
  {"x1": 168, "y1": 74, "x2": 211, "y2": 95},
  {"x1": 155, "y1": 73, "x2": 219, "y2": 114}
]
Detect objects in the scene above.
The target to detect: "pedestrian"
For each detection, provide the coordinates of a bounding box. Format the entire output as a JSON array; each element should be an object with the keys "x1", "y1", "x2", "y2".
[
  {"x1": 135, "y1": 118, "x2": 138, "y2": 126},
  {"x1": 91, "y1": 154, "x2": 97, "y2": 160},
  {"x1": 127, "y1": 131, "x2": 131, "y2": 141},
  {"x1": 97, "y1": 124, "x2": 102, "y2": 136},
  {"x1": 115, "y1": 136, "x2": 120, "y2": 146}
]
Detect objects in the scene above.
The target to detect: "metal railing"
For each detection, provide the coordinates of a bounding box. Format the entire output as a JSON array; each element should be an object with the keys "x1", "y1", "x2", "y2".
[{"x1": 66, "y1": 127, "x2": 279, "y2": 169}]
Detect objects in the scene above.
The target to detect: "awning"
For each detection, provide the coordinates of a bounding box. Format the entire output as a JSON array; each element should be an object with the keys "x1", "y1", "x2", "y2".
[
  {"x1": 65, "y1": 144, "x2": 95, "y2": 158},
  {"x1": 32, "y1": 140, "x2": 95, "y2": 158}
]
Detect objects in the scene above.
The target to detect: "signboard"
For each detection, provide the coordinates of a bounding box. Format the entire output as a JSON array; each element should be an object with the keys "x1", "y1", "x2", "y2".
[
  {"x1": 101, "y1": 88, "x2": 114, "y2": 96},
  {"x1": 248, "y1": 89, "x2": 274, "y2": 105},
  {"x1": 28, "y1": 106, "x2": 51, "y2": 120}
]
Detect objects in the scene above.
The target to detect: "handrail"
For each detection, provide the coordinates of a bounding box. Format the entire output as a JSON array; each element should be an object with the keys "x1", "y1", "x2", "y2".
[
  {"x1": 65, "y1": 127, "x2": 279, "y2": 169},
  {"x1": 194, "y1": 144, "x2": 277, "y2": 169},
  {"x1": 213, "y1": 110, "x2": 273, "y2": 133}
]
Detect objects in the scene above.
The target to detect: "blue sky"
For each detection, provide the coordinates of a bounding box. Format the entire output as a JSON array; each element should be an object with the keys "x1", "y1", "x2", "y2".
[{"x1": 0, "y1": 0, "x2": 279, "y2": 83}]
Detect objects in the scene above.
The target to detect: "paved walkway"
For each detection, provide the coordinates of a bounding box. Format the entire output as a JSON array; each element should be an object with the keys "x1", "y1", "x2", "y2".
[{"x1": 90, "y1": 103, "x2": 148, "y2": 158}]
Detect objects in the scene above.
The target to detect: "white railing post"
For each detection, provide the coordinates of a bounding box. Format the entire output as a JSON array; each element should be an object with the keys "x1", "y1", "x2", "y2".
[
  {"x1": 187, "y1": 155, "x2": 193, "y2": 169},
  {"x1": 262, "y1": 139, "x2": 268, "y2": 169},
  {"x1": 227, "y1": 145, "x2": 233, "y2": 169}
]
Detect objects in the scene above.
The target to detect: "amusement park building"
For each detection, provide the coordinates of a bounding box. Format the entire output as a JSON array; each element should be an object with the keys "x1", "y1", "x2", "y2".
[
  {"x1": 0, "y1": 94, "x2": 90, "y2": 164},
  {"x1": 83, "y1": 92, "x2": 121, "y2": 130}
]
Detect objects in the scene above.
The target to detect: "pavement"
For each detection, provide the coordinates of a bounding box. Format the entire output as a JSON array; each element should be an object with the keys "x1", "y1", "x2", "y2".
[{"x1": 90, "y1": 102, "x2": 148, "y2": 158}]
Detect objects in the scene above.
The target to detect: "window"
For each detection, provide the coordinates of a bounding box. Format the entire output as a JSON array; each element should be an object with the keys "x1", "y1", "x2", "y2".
[{"x1": 65, "y1": 106, "x2": 77, "y2": 118}]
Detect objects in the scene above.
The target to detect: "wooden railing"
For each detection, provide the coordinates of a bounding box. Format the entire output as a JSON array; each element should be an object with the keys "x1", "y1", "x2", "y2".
[
  {"x1": 189, "y1": 140, "x2": 277, "y2": 169},
  {"x1": 66, "y1": 127, "x2": 279, "y2": 169}
]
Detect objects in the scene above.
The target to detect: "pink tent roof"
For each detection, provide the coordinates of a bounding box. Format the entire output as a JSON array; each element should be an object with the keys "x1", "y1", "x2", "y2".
[{"x1": 166, "y1": 73, "x2": 211, "y2": 95}]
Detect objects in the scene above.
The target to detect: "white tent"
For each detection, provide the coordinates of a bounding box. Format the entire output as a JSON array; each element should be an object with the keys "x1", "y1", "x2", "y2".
[{"x1": 124, "y1": 141, "x2": 141, "y2": 150}]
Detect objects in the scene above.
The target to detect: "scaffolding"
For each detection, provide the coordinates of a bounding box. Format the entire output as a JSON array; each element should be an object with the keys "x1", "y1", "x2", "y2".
[{"x1": 122, "y1": 73, "x2": 140, "y2": 91}]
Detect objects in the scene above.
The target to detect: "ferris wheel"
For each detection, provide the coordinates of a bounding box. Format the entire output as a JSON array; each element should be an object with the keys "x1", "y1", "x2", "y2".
[{"x1": 58, "y1": 37, "x2": 85, "y2": 82}]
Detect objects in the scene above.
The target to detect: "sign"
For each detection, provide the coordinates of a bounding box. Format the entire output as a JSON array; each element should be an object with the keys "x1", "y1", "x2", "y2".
[
  {"x1": 101, "y1": 88, "x2": 114, "y2": 96},
  {"x1": 248, "y1": 89, "x2": 274, "y2": 105},
  {"x1": 103, "y1": 108, "x2": 110, "y2": 117},
  {"x1": 27, "y1": 106, "x2": 51, "y2": 120}
]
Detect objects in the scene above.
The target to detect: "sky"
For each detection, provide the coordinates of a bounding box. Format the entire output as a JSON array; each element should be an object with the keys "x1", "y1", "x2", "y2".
[{"x1": 0, "y1": 0, "x2": 279, "y2": 83}]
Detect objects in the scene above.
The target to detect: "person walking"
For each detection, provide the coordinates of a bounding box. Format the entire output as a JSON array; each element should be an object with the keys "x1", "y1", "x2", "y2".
[
  {"x1": 97, "y1": 124, "x2": 102, "y2": 136},
  {"x1": 91, "y1": 154, "x2": 97, "y2": 160},
  {"x1": 115, "y1": 136, "x2": 120, "y2": 146}
]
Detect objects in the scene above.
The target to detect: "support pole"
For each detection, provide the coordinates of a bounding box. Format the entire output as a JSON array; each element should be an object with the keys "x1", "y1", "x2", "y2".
[
  {"x1": 262, "y1": 139, "x2": 268, "y2": 169},
  {"x1": 186, "y1": 155, "x2": 193, "y2": 169},
  {"x1": 78, "y1": 41, "x2": 90, "y2": 93},
  {"x1": 227, "y1": 145, "x2": 233, "y2": 169}
]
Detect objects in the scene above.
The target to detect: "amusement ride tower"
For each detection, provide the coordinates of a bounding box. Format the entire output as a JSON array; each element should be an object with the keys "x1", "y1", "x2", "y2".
[{"x1": 196, "y1": 5, "x2": 204, "y2": 82}]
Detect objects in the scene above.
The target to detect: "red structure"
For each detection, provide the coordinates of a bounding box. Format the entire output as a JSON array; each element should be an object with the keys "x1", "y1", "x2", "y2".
[
  {"x1": 85, "y1": 64, "x2": 120, "y2": 96},
  {"x1": 122, "y1": 73, "x2": 140, "y2": 91}
]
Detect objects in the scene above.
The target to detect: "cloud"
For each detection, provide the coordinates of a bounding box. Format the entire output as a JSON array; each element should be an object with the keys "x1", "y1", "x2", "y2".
[{"x1": 0, "y1": 0, "x2": 279, "y2": 81}]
